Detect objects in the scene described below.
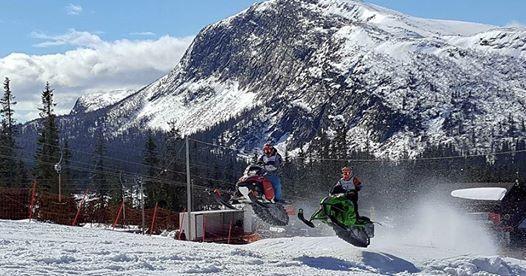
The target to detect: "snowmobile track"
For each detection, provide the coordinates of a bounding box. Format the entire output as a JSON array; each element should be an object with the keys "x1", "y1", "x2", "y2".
[
  {"x1": 252, "y1": 203, "x2": 289, "y2": 226},
  {"x1": 333, "y1": 226, "x2": 370, "y2": 248}
]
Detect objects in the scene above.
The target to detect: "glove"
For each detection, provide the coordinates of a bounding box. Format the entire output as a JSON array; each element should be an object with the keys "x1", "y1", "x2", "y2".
[{"x1": 346, "y1": 191, "x2": 357, "y2": 200}]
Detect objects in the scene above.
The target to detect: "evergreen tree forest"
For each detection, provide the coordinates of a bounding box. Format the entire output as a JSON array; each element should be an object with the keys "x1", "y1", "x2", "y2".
[
  {"x1": 0, "y1": 78, "x2": 26, "y2": 187},
  {"x1": 34, "y1": 82, "x2": 60, "y2": 193},
  {"x1": 1, "y1": 78, "x2": 526, "y2": 215}
]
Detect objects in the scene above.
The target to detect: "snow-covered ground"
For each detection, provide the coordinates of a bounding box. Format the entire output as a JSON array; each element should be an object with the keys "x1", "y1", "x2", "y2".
[{"x1": 1, "y1": 219, "x2": 525, "y2": 275}]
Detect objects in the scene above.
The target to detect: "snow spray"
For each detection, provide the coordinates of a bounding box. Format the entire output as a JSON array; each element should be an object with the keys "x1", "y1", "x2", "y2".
[{"x1": 373, "y1": 190, "x2": 498, "y2": 256}]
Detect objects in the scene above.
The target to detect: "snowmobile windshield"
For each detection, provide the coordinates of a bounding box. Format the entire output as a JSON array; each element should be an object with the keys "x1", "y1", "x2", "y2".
[{"x1": 244, "y1": 165, "x2": 264, "y2": 177}]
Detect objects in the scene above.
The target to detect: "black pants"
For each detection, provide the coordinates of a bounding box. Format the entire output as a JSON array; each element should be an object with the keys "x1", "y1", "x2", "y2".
[{"x1": 346, "y1": 192, "x2": 360, "y2": 218}]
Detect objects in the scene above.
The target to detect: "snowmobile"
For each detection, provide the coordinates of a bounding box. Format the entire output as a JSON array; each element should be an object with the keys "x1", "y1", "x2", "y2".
[
  {"x1": 212, "y1": 164, "x2": 289, "y2": 226},
  {"x1": 298, "y1": 192, "x2": 374, "y2": 247}
]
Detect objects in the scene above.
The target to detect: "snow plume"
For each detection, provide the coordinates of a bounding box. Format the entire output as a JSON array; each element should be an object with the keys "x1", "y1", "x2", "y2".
[{"x1": 373, "y1": 191, "x2": 498, "y2": 258}]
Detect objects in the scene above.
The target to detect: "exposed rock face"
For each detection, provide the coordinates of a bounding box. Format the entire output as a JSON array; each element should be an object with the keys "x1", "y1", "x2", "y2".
[
  {"x1": 23, "y1": 0, "x2": 526, "y2": 158},
  {"x1": 70, "y1": 89, "x2": 136, "y2": 114}
]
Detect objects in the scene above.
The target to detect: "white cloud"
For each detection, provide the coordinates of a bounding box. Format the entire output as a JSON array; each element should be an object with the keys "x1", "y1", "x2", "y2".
[
  {"x1": 66, "y1": 4, "x2": 83, "y2": 15},
  {"x1": 31, "y1": 29, "x2": 104, "y2": 48},
  {"x1": 130, "y1": 32, "x2": 156, "y2": 36},
  {"x1": 0, "y1": 31, "x2": 194, "y2": 122}
]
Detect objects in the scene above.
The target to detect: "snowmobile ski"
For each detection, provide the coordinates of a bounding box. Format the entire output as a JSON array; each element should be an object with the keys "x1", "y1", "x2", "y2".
[
  {"x1": 212, "y1": 189, "x2": 238, "y2": 210},
  {"x1": 298, "y1": 194, "x2": 374, "y2": 247},
  {"x1": 297, "y1": 209, "x2": 315, "y2": 228}
]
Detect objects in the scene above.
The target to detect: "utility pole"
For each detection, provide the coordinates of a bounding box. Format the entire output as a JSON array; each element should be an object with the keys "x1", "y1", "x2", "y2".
[
  {"x1": 186, "y1": 136, "x2": 192, "y2": 240},
  {"x1": 54, "y1": 147, "x2": 63, "y2": 202},
  {"x1": 137, "y1": 176, "x2": 145, "y2": 234},
  {"x1": 120, "y1": 172, "x2": 126, "y2": 227}
]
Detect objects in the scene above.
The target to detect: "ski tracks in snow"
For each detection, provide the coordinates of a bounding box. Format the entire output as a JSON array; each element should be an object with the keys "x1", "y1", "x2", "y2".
[{"x1": 0, "y1": 220, "x2": 525, "y2": 275}]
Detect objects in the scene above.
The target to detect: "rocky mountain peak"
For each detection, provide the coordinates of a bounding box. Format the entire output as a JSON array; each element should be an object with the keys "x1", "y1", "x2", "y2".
[{"x1": 32, "y1": 0, "x2": 526, "y2": 159}]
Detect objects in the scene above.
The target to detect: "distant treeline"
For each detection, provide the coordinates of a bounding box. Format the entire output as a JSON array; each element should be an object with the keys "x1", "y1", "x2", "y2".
[{"x1": 2, "y1": 79, "x2": 525, "y2": 214}]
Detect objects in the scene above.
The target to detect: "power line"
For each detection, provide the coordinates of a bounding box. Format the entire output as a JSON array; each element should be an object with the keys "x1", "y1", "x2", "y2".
[
  {"x1": 10, "y1": 142, "x2": 191, "y2": 178},
  {"x1": 25, "y1": 138, "x2": 236, "y2": 177},
  {"x1": 22, "y1": 140, "x2": 188, "y2": 175},
  {"x1": 189, "y1": 136, "x2": 526, "y2": 163},
  {"x1": 8, "y1": 140, "x2": 243, "y2": 195},
  {"x1": 0, "y1": 148, "x2": 238, "y2": 196},
  {"x1": 0, "y1": 152, "x2": 179, "y2": 188},
  {"x1": 293, "y1": 148, "x2": 526, "y2": 163},
  {"x1": 188, "y1": 138, "x2": 254, "y2": 157}
]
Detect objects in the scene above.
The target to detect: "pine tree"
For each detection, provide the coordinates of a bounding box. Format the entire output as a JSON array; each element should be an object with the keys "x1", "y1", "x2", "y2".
[
  {"x1": 282, "y1": 148, "x2": 296, "y2": 198},
  {"x1": 313, "y1": 128, "x2": 331, "y2": 159},
  {"x1": 161, "y1": 123, "x2": 186, "y2": 210},
  {"x1": 507, "y1": 113, "x2": 517, "y2": 137},
  {"x1": 515, "y1": 139, "x2": 526, "y2": 183},
  {"x1": 14, "y1": 160, "x2": 28, "y2": 187},
  {"x1": 493, "y1": 141, "x2": 514, "y2": 182},
  {"x1": 35, "y1": 82, "x2": 60, "y2": 192},
  {"x1": 333, "y1": 123, "x2": 348, "y2": 160},
  {"x1": 143, "y1": 131, "x2": 160, "y2": 208},
  {"x1": 470, "y1": 128, "x2": 477, "y2": 146},
  {"x1": 92, "y1": 130, "x2": 108, "y2": 202},
  {"x1": 1, "y1": 78, "x2": 15, "y2": 128},
  {"x1": 0, "y1": 77, "x2": 17, "y2": 187},
  {"x1": 62, "y1": 139, "x2": 72, "y2": 195}
]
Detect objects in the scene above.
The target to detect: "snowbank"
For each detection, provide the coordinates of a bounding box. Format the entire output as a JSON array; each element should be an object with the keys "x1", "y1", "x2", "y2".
[{"x1": 0, "y1": 219, "x2": 525, "y2": 275}]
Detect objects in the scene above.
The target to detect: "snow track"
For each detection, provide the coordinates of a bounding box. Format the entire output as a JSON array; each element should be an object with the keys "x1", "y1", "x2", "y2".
[{"x1": 1, "y1": 220, "x2": 525, "y2": 275}]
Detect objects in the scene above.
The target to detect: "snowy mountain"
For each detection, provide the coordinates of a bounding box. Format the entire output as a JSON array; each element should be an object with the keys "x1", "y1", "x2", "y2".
[
  {"x1": 70, "y1": 89, "x2": 137, "y2": 114},
  {"x1": 33, "y1": 0, "x2": 526, "y2": 157}
]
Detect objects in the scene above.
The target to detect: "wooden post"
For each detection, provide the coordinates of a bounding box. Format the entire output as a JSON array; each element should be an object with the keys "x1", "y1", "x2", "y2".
[
  {"x1": 28, "y1": 180, "x2": 37, "y2": 221},
  {"x1": 72, "y1": 189, "x2": 88, "y2": 226},
  {"x1": 178, "y1": 211, "x2": 185, "y2": 240},
  {"x1": 58, "y1": 173, "x2": 62, "y2": 202},
  {"x1": 112, "y1": 201, "x2": 124, "y2": 229},
  {"x1": 149, "y1": 202, "x2": 159, "y2": 235},
  {"x1": 227, "y1": 216, "x2": 233, "y2": 244},
  {"x1": 185, "y1": 136, "x2": 192, "y2": 240},
  {"x1": 140, "y1": 178, "x2": 145, "y2": 234}
]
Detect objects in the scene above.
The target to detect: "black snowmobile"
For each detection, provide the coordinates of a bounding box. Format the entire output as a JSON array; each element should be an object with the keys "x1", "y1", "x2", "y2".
[
  {"x1": 212, "y1": 164, "x2": 289, "y2": 226},
  {"x1": 298, "y1": 192, "x2": 374, "y2": 247}
]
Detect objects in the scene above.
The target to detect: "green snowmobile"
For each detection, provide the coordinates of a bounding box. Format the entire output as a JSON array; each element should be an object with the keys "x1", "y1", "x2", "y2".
[{"x1": 298, "y1": 192, "x2": 374, "y2": 247}]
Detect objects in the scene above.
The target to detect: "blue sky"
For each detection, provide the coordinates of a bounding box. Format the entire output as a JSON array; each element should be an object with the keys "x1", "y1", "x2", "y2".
[
  {"x1": 367, "y1": 0, "x2": 525, "y2": 27},
  {"x1": 1, "y1": 0, "x2": 524, "y2": 57},
  {"x1": 0, "y1": 0, "x2": 524, "y2": 122},
  {"x1": 0, "y1": 1, "x2": 264, "y2": 56}
]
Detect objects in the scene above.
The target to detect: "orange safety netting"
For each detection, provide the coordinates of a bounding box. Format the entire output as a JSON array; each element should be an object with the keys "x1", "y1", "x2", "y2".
[
  {"x1": 0, "y1": 187, "x2": 179, "y2": 233},
  {"x1": 0, "y1": 186, "x2": 254, "y2": 244}
]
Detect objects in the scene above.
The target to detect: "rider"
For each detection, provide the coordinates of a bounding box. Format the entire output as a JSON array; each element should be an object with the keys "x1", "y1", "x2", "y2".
[
  {"x1": 258, "y1": 143, "x2": 283, "y2": 202},
  {"x1": 330, "y1": 166, "x2": 362, "y2": 218}
]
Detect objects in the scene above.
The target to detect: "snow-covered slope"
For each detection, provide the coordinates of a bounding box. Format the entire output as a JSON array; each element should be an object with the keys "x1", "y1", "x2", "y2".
[
  {"x1": 70, "y1": 89, "x2": 137, "y2": 114},
  {"x1": 1, "y1": 219, "x2": 525, "y2": 275},
  {"x1": 53, "y1": 0, "x2": 526, "y2": 157}
]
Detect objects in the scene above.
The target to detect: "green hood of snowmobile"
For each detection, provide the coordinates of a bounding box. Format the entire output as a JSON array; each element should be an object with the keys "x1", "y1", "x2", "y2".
[{"x1": 310, "y1": 194, "x2": 358, "y2": 227}]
